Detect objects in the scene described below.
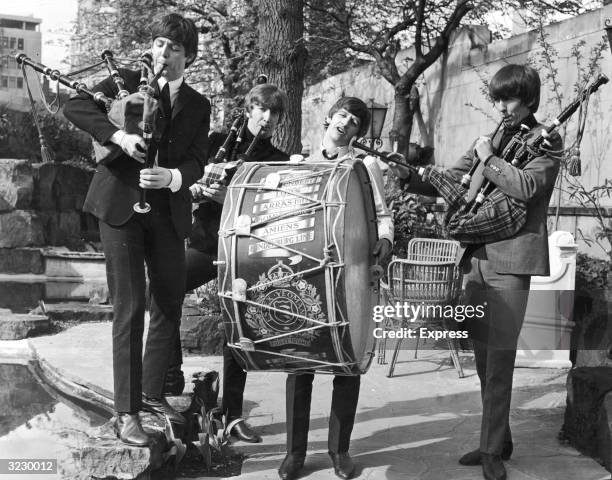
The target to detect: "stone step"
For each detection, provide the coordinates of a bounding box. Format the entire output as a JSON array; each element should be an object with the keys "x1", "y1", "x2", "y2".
[
  {"x1": 0, "y1": 310, "x2": 50, "y2": 340},
  {"x1": 31, "y1": 301, "x2": 113, "y2": 323}
]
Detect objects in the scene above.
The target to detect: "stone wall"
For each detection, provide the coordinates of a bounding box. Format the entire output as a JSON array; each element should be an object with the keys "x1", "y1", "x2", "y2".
[
  {"x1": 0, "y1": 159, "x2": 96, "y2": 251},
  {"x1": 302, "y1": 4, "x2": 612, "y2": 258}
]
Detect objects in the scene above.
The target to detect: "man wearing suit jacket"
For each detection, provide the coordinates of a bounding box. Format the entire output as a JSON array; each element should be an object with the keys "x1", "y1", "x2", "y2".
[
  {"x1": 64, "y1": 13, "x2": 210, "y2": 446},
  {"x1": 166, "y1": 84, "x2": 290, "y2": 443},
  {"x1": 389, "y1": 64, "x2": 561, "y2": 480}
]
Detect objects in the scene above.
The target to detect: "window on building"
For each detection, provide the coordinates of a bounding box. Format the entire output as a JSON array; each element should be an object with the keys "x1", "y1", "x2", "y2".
[
  {"x1": 1, "y1": 37, "x2": 8, "y2": 49},
  {"x1": 0, "y1": 19, "x2": 24, "y2": 29},
  {"x1": 9, "y1": 37, "x2": 16, "y2": 49},
  {"x1": 17, "y1": 77, "x2": 23, "y2": 89},
  {"x1": 8, "y1": 77, "x2": 16, "y2": 88},
  {"x1": 8, "y1": 57, "x2": 16, "y2": 69},
  {"x1": 17, "y1": 38, "x2": 24, "y2": 50},
  {"x1": 1, "y1": 76, "x2": 8, "y2": 89},
  {"x1": 1, "y1": 57, "x2": 7, "y2": 69},
  {"x1": 24, "y1": 22, "x2": 37, "y2": 31}
]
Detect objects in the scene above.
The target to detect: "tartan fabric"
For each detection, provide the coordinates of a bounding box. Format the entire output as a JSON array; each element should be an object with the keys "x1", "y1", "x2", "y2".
[{"x1": 424, "y1": 166, "x2": 527, "y2": 244}]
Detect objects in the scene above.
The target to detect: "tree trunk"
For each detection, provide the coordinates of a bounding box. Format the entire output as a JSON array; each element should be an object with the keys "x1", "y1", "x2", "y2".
[
  {"x1": 392, "y1": 89, "x2": 415, "y2": 158},
  {"x1": 256, "y1": 0, "x2": 306, "y2": 154}
]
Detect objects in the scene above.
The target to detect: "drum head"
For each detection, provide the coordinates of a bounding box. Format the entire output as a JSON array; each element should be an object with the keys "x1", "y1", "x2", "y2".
[{"x1": 218, "y1": 159, "x2": 379, "y2": 375}]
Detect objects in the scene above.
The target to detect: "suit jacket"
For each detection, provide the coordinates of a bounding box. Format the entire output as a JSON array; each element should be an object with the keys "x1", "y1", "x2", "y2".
[
  {"x1": 64, "y1": 69, "x2": 210, "y2": 239},
  {"x1": 403, "y1": 117, "x2": 561, "y2": 276}
]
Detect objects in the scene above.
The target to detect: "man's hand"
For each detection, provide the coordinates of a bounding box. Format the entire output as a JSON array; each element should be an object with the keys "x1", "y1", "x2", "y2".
[
  {"x1": 386, "y1": 152, "x2": 412, "y2": 179},
  {"x1": 373, "y1": 238, "x2": 392, "y2": 262},
  {"x1": 191, "y1": 182, "x2": 227, "y2": 204},
  {"x1": 474, "y1": 136, "x2": 493, "y2": 161},
  {"x1": 139, "y1": 167, "x2": 172, "y2": 189},
  {"x1": 119, "y1": 133, "x2": 146, "y2": 163}
]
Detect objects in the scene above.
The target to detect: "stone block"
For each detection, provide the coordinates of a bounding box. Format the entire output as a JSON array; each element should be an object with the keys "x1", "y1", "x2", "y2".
[
  {"x1": 33, "y1": 162, "x2": 92, "y2": 212},
  {"x1": 0, "y1": 282, "x2": 44, "y2": 313},
  {"x1": 573, "y1": 291, "x2": 612, "y2": 368},
  {"x1": 38, "y1": 211, "x2": 83, "y2": 248},
  {"x1": 180, "y1": 314, "x2": 224, "y2": 355},
  {"x1": 0, "y1": 247, "x2": 44, "y2": 274},
  {"x1": 0, "y1": 311, "x2": 50, "y2": 340},
  {"x1": 29, "y1": 302, "x2": 113, "y2": 323},
  {"x1": 563, "y1": 367, "x2": 612, "y2": 459},
  {"x1": 0, "y1": 210, "x2": 44, "y2": 247},
  {"x1": 0, "y1": 159, "x2": 33, "y2": 211},
  {"x1": 57, "y1": 414, "x2": 169, "y2": 480},
  {"x1": 598, "y1": 391, "x2": 612, "y2": 472}
]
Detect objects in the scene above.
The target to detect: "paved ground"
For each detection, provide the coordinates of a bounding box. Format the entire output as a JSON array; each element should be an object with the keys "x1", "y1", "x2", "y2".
[{"x1": 22, "y1": 322, "x2": 612, "y2": 480}]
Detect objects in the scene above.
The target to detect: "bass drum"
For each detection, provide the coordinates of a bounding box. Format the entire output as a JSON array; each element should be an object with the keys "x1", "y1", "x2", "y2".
[{"x1": 218, "y1": 158, "x2": 380, "y2": 375}]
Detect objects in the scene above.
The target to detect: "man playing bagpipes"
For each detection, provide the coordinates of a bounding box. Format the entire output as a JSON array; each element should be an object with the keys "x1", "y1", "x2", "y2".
[
  {"x1": 163, "y1": 83, "x2": 290, "y2": 443},
  {"x1": 389, "y1": 64, "x2": 562, "y2": 480},
  {"x1": 64, "y1": 13, "x2": 210, "y2": 446}
]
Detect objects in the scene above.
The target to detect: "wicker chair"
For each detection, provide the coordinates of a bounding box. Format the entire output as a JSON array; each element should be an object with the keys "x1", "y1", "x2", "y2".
[{"x1": 378, "y1": 238, "x2": 465, "y2": 378}]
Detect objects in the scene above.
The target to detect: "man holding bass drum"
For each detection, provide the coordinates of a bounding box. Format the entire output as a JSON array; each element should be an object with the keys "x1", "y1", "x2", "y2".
[
  {"x1": 278, "y1": 96, "x2": 393, "y2": 480},
  {"x1": 164, "y1": 83, "x2": 291, "y2": 443}
]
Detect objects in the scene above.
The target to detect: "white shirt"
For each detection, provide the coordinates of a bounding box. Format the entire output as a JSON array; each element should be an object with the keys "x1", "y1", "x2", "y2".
[{"x1": 157, "y1": 76, "x2": 183, "y2": 109}]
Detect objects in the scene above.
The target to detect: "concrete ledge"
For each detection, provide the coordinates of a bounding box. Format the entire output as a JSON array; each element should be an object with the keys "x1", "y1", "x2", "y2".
[{"x1": 0, "y1": 311, "x2": 50, "y2": 340}]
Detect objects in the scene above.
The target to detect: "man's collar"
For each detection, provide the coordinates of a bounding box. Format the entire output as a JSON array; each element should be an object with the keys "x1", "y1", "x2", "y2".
[{"x1": 157, "y1": 76, "x2": 184, "y2": 93}]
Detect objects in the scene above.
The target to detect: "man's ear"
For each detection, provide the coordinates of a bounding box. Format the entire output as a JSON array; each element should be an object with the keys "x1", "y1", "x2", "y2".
[
  {"x1": 185, "y1": 54, "x2": 195, "y2": 66},
  {"x1": 323, "y1": 116, "x2": 332, "y2": 129}
]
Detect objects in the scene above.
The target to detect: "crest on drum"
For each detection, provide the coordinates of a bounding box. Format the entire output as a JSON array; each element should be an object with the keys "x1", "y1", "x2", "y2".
[{"x1": 245, "y1": 261, "x2": 325, "y2": 347}]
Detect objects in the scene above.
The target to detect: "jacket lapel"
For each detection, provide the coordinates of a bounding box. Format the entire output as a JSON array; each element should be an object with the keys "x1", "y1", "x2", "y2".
[{"x1": 172, "y1": 81, "x2": 188, "y2": 120}]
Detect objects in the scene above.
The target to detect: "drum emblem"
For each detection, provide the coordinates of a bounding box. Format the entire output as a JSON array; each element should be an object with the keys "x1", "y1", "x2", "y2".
[{"x1": 245, "y1": 261, "x2": 326, "y2": 346}]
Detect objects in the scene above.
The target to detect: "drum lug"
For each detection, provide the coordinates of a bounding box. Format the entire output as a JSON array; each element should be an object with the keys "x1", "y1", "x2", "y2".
[
  {"x1": 232, "y1": 278, "x2": 247, "y2": 302},
  {"x1": 212, "y1": 260, "x2": 226, "y2": 266},
  {"x1": 236, "y1": 214, "x2": 252, "y2": 236},
  {"x1": 239, "y1": 337, "x2": 255, "y2": 351}
]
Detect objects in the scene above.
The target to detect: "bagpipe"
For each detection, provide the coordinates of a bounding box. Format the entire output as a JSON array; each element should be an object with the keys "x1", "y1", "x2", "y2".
[
  {"x1": 16, "y1": 50, "x2": 167, "y2": 213},
  {"x1": 354, "y1": 73, "x2": 608, "y2": 244},
  {"x1": 189, "y1": 74, "x2": 268, "y2": 202}
]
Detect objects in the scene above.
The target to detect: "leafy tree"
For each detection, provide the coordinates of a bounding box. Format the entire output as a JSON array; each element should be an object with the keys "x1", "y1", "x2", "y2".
[{"x1": 303, "y1": 0, "x2": 601, "y2": 159}]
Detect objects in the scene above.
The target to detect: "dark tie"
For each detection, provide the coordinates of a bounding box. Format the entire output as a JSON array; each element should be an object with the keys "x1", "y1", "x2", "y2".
[{"x1": 161, "y1": 83, "x2": 172, "y2": 117}]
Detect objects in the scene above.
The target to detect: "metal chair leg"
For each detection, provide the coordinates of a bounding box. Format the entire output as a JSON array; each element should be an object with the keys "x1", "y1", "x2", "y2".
[
  {"x1": 446, "y1": 336, "x2": 465, "y2": 378},
  {"x1": 388, "y1": 336, "x2": 403, "y2": 377}
]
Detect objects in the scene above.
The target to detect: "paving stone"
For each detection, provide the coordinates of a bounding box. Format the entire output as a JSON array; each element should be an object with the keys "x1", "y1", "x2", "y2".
[{"x1": 0, "y1": 311, "x2": 49, "y2": 340}]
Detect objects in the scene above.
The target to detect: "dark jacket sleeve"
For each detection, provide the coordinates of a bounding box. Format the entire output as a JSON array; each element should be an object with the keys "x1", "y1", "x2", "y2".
[
  {"x1": 177, "y1": 95, "x2": 210, "y2": 190},
  {"x1": 63, "y1": 70, "x2": 138, "y2": 145}
]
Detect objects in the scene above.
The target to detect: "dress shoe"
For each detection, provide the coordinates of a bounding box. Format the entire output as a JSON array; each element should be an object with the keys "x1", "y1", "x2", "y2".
[
  {"x1": 113, "y1": 413, "x2": 150, "y2": 446},
  {"x1": 229, "y1": 419, "x2": 262, "y2": 443},
  {"x1": 482, "y1": 453, "x2": 507, "y2": 480},
  {"x1": 459, "y1": 442, "x2": 513, "y2": 466},
  {"x1": 163, "y1": 365, "x2": 185, "y2": 396},
  {"x1": 141, "y1": 394, "x2": 185, "y2": 424},
  {"x1": 278, "y1": 454, "x2": 305, "y2": 480},
  {"x1": 328, "y1": 451, "x2": 355, "y2": 479}
]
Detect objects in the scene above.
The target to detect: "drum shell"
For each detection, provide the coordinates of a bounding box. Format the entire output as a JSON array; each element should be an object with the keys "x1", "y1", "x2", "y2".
[{"x1": 218, "y1": 159, "x2": 379, "y2": 375}]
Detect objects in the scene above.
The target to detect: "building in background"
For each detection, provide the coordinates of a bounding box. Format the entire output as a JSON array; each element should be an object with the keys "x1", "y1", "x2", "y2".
[{"x1": 0, "y1": 13, "x2": 41, "y2": 111}]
